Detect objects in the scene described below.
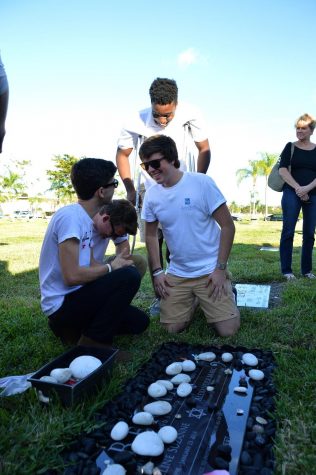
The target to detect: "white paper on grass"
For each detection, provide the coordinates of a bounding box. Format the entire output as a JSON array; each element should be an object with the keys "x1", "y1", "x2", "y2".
[
  {"x1": 260, "y1": 247, "x2": 279, "y2": 252},
  {"x1": 235, "y1": 284, "x2": 271, "y2": 308}
]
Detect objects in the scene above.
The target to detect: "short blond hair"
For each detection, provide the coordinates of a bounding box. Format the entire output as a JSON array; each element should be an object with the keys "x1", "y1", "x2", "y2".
[{"x1": 295, "y1": 113, "x2": 316, "y2": 132}]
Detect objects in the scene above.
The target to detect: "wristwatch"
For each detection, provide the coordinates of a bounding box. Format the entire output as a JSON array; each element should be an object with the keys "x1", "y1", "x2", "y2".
[{"x1": 216, "y1": 262, "x2": 227, "y2": 270}]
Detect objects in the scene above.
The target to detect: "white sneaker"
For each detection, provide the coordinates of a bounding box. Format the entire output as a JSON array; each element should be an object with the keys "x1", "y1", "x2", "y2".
[
  {"x1": 149, "y1": 297, "x2": 161, "y2": 317},
  {"x1": 304, "y1": 273, "x2": 316, "y2": 279},
  {"x1": 283, "y1": 273, "x2": 296, "y2": 281}
]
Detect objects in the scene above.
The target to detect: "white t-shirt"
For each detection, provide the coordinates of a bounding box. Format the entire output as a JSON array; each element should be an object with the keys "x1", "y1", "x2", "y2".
[
  {"x1": 141, "y1": 172, "x2": 226, "y2": 277},
  {"x1": 39, "y1": 204, "x2": 93, "y2": 316},
  {"x1": 117, "y1": 103, "x2": 209, "y2": 189}
]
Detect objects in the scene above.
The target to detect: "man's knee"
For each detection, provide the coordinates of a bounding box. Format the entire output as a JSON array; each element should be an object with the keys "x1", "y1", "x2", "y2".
[
  {"x1": 122, "y1": 265, "x2": 142, "y2": 283},
  {"x1": 161, "y1": 321, "x2": 189, "y2": 334},
  {"x1": 212, "y1": 316, "x2": 240, "y2": 337},
  {"x1": 133, "y1": 313, "x2": 150, "y2": 334}
]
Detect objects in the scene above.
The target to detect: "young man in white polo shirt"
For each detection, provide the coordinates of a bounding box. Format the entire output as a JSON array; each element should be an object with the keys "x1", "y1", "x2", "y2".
[{"x1": 140, "y1": 135, "x2": 240, "y2": 337}]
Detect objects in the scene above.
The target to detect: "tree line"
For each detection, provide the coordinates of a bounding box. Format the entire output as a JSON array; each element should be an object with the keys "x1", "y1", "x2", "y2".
[{"x1": 1, "y1": 153, "x2": 279, "y2": 216}]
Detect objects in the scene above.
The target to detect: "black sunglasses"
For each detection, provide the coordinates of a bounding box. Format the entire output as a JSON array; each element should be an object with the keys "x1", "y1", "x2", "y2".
[
  {"x1": 140, "y1": 157, "x2": 165, "y2": 172},
  {"x1": 103, "y1": 179, "x2": 119, "y2": 189}
]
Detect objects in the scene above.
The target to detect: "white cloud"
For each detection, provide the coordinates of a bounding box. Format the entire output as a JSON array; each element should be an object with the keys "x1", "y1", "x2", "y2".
[{"x1": 177, "y1": 48, "x2": 200, "y2": 68}]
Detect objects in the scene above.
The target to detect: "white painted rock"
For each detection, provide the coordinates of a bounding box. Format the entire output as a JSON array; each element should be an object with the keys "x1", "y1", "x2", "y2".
[
  {"x1": 156, "y1": 379, "x2": 174, "y2": 391},
  {"x1": 177, "y1": 382, "x2": 192, "y2": 397},
  {"x1": 196, "y1": 352, "x2": 216, "y2": 362},
  {"x1": 165, "y1": 362, "x2": 182, "y2": 375},
  {"x1": 102, "y1": 464, "x2": 126, "y2": 475},
  {"x1": 50, "y1": 368, "x2": 72, "y2": 384},
  {"x1": 132, "y1": 411, "x2": 154, "y2": 426},
  {"x1": 132, "y1": 431, "x2": 164, "y2": 456},
  {"x1": 234, "y1": 386, "x2": 247, "y2": 394},
  {"x1": 141, "y1": 462, "x2": 155, "y2": 475},
  {"x1": 143, "y1": 401, "x2": 172, "y2": 416},
  {"x1": 248, "y1": 369, "x2": 265, "y2": 381},
  {"x1": 40, "y1": 375, "x2": 58, "y2": 384},
  {"x1": 110, "y1": 421, "x2": 129, "y2": 441},
  {"x1": 171, "y1": 373, "x2": 191, "y2": 385},
  {"x1": 158, "y1": 426, "x2": 178, "y2": 444},
  {"x1": 148, "y1": 382, "x2": 167, "y2": 398},
  {"x1": 181, "y1": 360, "x2": 196, "y2": 372},
  {"x1": 69, "y1": 355, "x2": 102, "y2": 379},
  {"x1": 221, "y1": 352, "x2": 233, "y2": 363},
  {"x1": 242, "y1": 353, "x2": 258, "y2": 367}
]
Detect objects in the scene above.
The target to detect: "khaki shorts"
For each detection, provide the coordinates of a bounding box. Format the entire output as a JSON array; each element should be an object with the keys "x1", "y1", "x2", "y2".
[{"x1": 160, "y1": 274, "x2": 239, "y2": 324}]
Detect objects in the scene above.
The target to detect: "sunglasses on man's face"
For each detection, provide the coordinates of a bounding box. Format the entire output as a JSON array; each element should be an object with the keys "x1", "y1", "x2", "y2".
[
  {"x1": 140, "y1": 157, "x2": 165, "y2": 172},
  {"x1": 103, "y1": 179, "x2": 119, "y2": 189}
]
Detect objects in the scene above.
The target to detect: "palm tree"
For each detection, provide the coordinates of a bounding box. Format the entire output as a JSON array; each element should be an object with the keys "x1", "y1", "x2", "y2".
[
  {"x1": 257, "y1": 153, "x2": 279, "y2": 219},
  {"x1": 236, "y1": 160, "x2": 261, "y2": 217},
  {"x1": 0, "y1": 170, "x2": 25, "y2": 199}
]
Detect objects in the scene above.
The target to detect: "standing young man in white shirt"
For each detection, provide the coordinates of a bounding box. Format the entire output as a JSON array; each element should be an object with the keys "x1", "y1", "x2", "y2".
[
  {"x1": 116, "y1": 77, "x2": 210, "y2": 203},
  {"x1": 140, "y1": 135, "x2": 240, "y2": 337},
  {"x1": 116, "y1": 78, "x2": 211, "y2": 314}
]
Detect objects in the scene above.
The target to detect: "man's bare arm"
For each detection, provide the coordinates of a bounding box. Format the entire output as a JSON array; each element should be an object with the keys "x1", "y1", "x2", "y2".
[
  {"x1": 59, "y1": 239, "x2": 109, "y2": 286},
  {"x1": 195, "y1": 139, "x2": 211, "y2": 173},
  {"x1": 206, "y1": 204, "x2": 235, "y2": 300},
  {"x1": 116, "y1": 147, "x2": 136, "y2": 204}
]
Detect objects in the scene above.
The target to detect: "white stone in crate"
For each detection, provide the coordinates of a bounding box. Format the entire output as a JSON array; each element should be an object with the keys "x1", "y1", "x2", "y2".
[
  {"x1": 69, "y1": 355, "x2": 102, "y2": 379},
  {"x1": 50, "y1": 368, "x2": 72, "y2": 384}
]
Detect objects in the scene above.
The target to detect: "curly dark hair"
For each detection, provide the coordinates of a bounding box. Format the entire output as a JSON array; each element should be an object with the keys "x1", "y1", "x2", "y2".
[
  {"x1": 139, "y1": 135, "x2": 180, "y2": 169},
  {"x1": 98, "y1": 199, "x2": 138, "y2": 235},
  {"x1": 149, "y1": 78, "x2": 178, "y2": 105},
  {"x1": 71, "y1": 158, "x2": 117, "y2": 200}
]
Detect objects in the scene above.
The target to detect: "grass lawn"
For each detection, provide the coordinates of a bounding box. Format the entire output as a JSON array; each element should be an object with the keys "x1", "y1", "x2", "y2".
[{"x1": 0, "y1": 218, "x2": 315, "y2": 474}]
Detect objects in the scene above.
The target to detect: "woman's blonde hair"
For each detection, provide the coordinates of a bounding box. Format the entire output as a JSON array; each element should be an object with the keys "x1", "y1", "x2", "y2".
[{"x1": 295, "y1": 113, "x2": 316, "y2": 132}]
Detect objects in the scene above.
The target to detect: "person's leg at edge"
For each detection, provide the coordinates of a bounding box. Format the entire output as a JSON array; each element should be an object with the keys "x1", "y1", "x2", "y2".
[
  {"x1": 280, "y1": 187, "x2": 301, "y2": 275},
  {"x1": 0, "y1": 87, "x2": 9, "y2": 153},
  {"x1": 301, "y1": 195, "x2": 316, "y2": 275}
]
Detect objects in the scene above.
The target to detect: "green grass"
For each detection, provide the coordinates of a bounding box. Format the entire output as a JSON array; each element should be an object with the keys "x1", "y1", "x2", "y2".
[{"x1": 0, "y1": 219, "x2": 315, "y2": 474}]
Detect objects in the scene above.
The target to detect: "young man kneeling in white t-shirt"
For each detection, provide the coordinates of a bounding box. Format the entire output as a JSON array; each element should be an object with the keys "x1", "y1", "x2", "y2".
[{"x1": 140, "y1": 135, "x2": 240, "y2": 337}]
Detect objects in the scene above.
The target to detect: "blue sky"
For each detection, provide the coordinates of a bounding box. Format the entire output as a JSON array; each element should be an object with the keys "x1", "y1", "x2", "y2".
[{"x1": 1, "y1": 0, "x2": 316, "y2": 204}]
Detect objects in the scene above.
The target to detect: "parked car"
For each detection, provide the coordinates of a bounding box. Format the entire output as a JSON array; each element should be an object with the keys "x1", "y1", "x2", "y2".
[
  {"x1": 13, "y1": 210, "x2": 34, "y2": 219},
  {"x1": 231, "y1": 214, "x2": 243, "y2": 221},
  {"x1": 266, "y1": 214, "x2": 283, "y2": 221}
]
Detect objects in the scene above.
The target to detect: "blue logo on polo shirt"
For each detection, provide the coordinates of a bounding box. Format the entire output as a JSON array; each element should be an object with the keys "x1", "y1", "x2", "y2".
[{"x1": 185, "y1": 198, "x2": 190, "y2": 205}]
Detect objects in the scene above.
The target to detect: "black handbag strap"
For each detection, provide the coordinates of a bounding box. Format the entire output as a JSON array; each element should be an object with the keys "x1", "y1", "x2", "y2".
[
  {"x1": 289, "y1": 142, "x2": 294, "y2": 172},
  {"x1": 290, "y1": 142, "x2": 294, "y2": 161}
]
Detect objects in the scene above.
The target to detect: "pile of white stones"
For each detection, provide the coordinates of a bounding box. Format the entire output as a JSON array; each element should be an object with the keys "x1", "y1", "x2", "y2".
[{"x1": 39, "y1": 355, "x2": 102, "y2": 384}]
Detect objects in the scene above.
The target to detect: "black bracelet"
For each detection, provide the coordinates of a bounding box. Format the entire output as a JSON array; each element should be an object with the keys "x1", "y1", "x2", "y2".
[{"x1": 152, "y1": 267, "x2": 162, "y2": 274}]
